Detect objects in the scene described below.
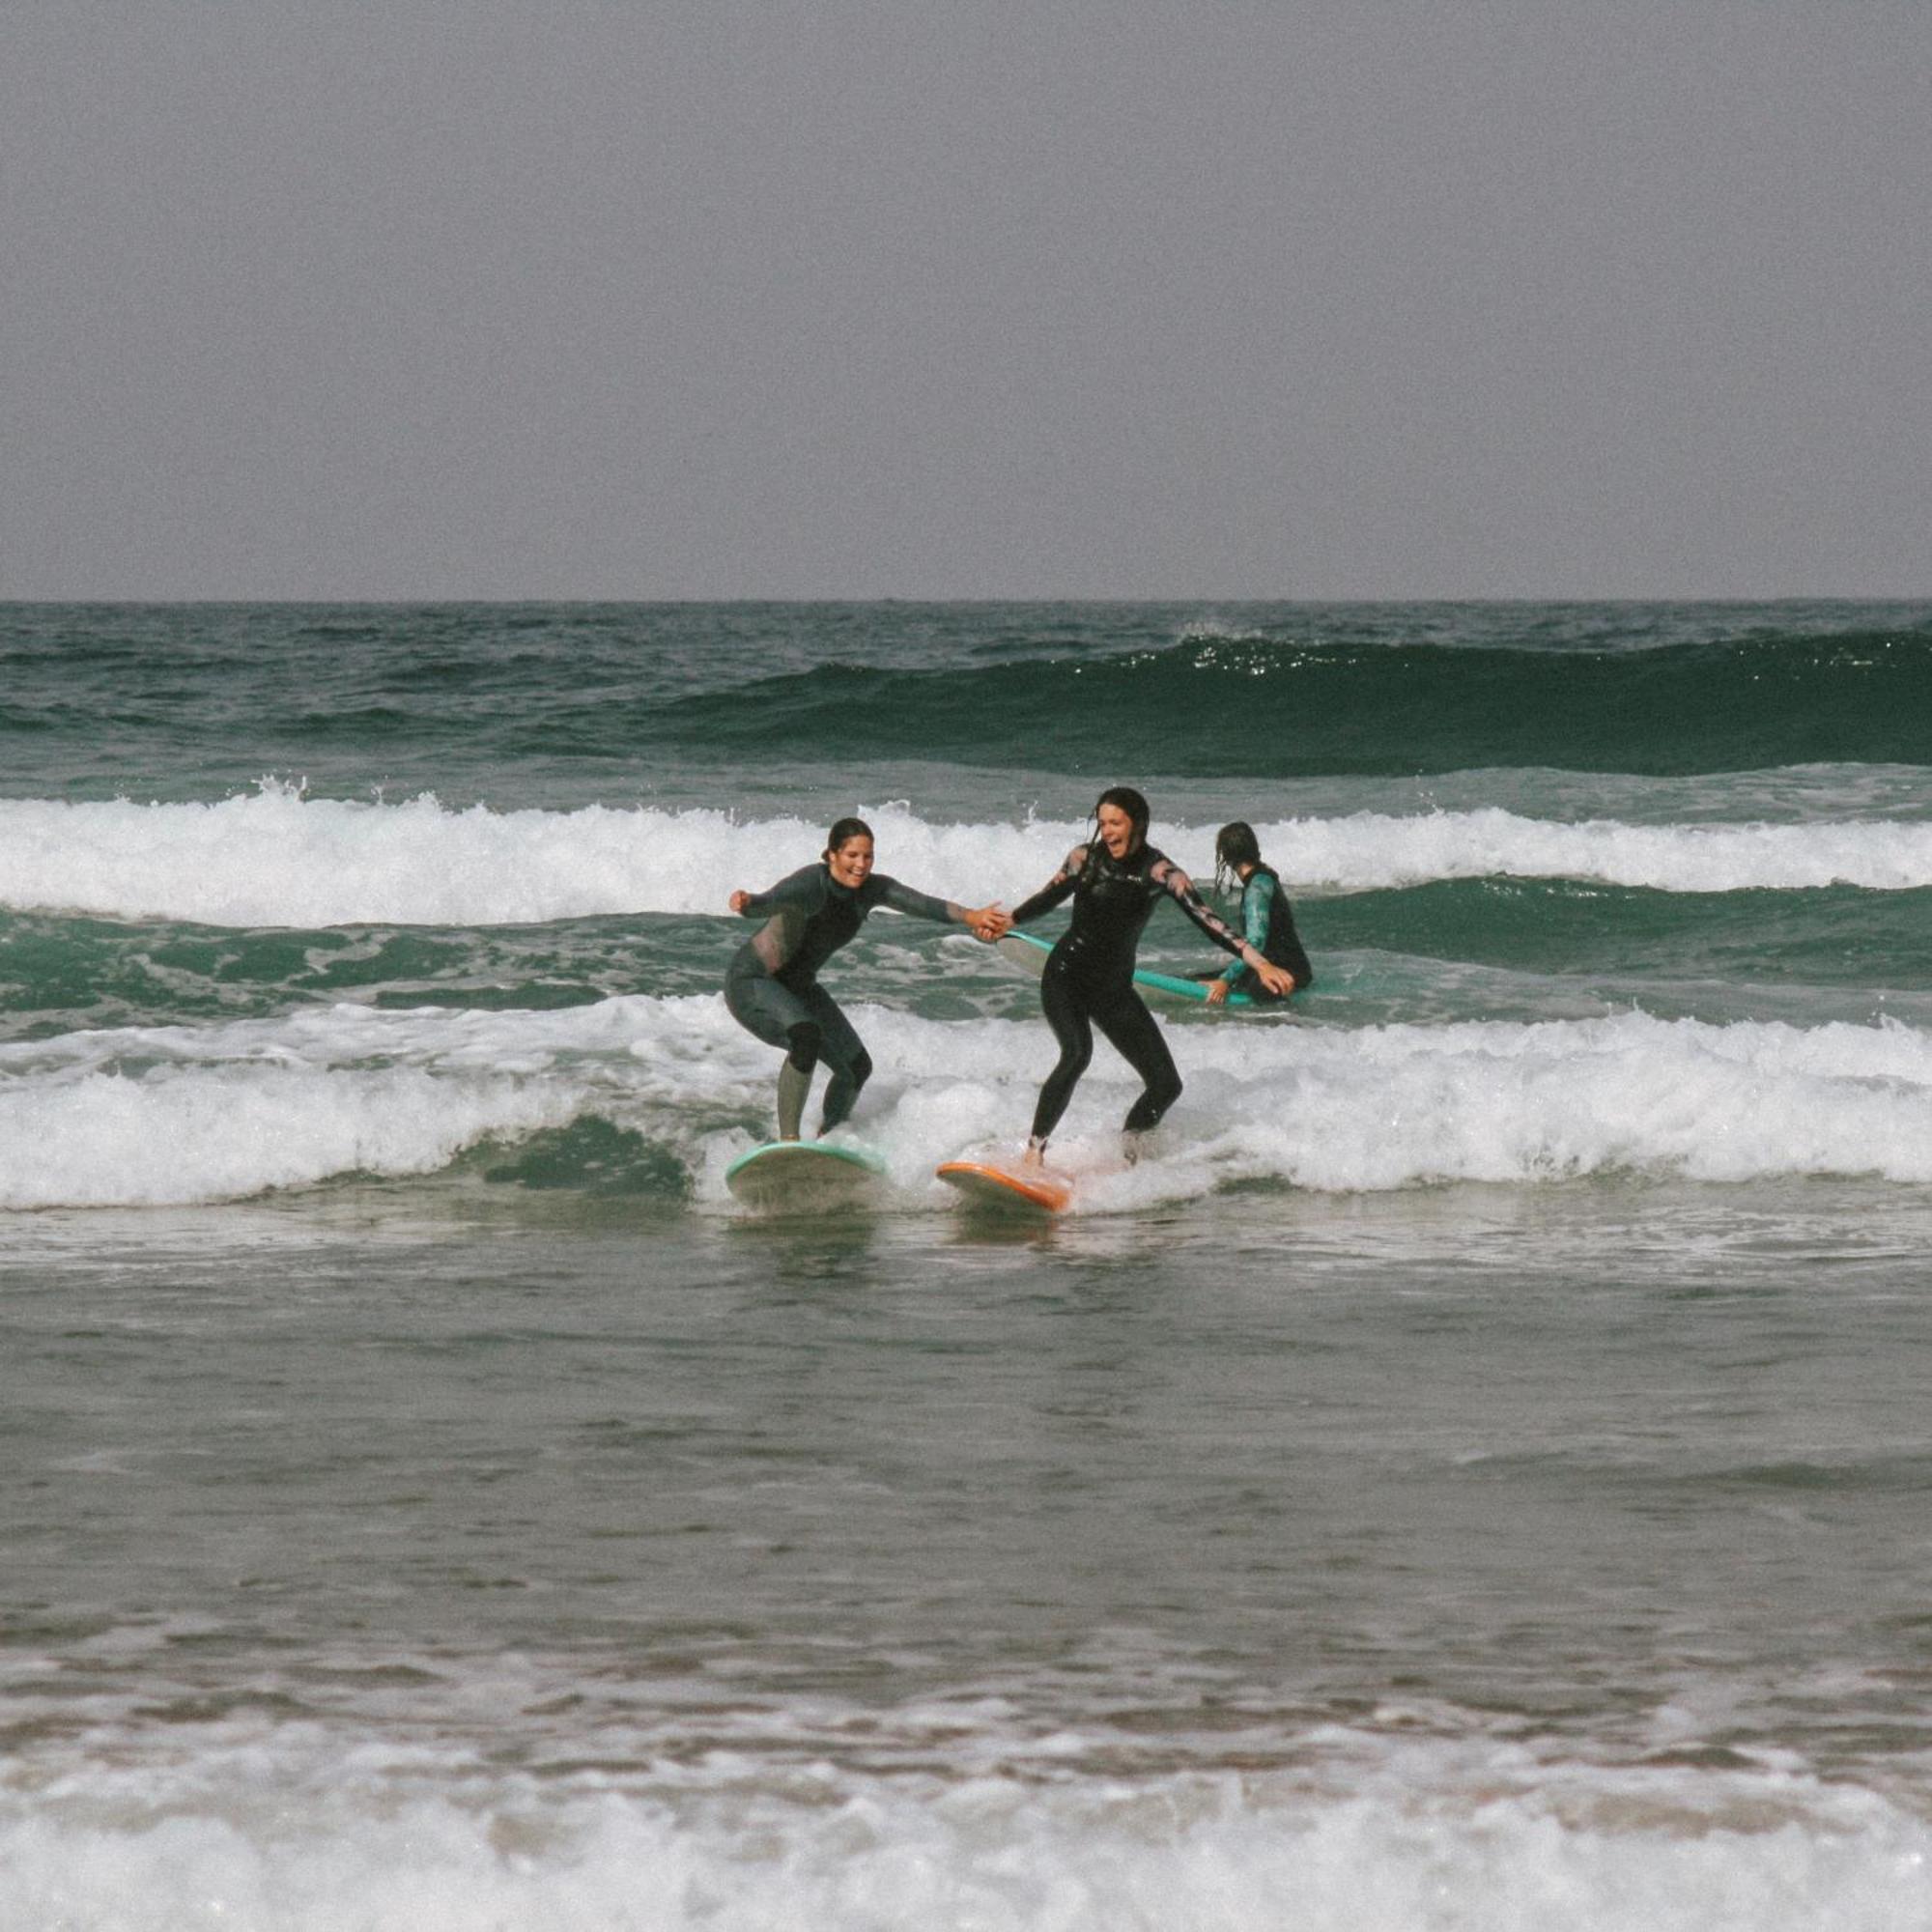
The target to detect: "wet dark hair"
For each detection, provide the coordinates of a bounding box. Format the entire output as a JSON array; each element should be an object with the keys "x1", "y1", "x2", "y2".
[
  {"x1": 1093, "y1": 786, "x2": 1151, "y2": 848},
  {"x1": 1214, "y1": 820, "x2": 1262, "y2": 897},
  {"x1": 824, "y1": 816, "x2": 874, "y2": 859}
]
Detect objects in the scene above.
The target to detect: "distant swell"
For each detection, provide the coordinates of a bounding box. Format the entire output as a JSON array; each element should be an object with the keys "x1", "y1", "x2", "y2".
[
  {"x1": 6, "y1": 607, "x2": 1929, "y2": 794},
  {"x1": 646, "y1": 628, "x2": 1932, "y2": 777}
]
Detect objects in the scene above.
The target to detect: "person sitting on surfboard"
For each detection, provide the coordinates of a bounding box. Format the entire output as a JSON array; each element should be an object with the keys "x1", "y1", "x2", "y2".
[
  {"x1": 1001, "y1": 787, "x2": 1295, "y2": 1159},
  {"x1": 1198, "y1": 821, "x2": 1313, "y2": 1007},
  {"x1": 726, "y1": 817, "x2": 1009, "y2": 1141}
]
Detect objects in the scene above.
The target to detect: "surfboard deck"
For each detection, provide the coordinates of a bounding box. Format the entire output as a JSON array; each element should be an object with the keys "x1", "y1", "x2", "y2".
[
  {"x1": 725, "y1": 1139, "x2": 887, "y2": 1212},
  {"x1": 935, "y1": 1158, "x2": 1072, "y2": 1217},
  {"x1": 994, "y1": 930, "x2": 1255, "y2": 1009}
]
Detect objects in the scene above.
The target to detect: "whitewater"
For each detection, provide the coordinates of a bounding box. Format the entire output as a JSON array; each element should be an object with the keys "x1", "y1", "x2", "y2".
[
  {"x1": 7, "y1": 1728, "x2": 1931, "y2": 1932},
  {"x1": 6, "y1": 788, "x2": 1932, "y2": 927},
  {"x1": 6, "y1": 993, "x2": 1932, "y2": 1209}
]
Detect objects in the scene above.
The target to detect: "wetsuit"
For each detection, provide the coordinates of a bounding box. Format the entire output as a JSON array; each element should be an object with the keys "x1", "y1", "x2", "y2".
[
  {"x1": 1009, "y1": 841, "x2": 1249, "y2": 1144},
  {"x1": 1213, "y1": 865, "x2": 1313, "y2": 998},
  {"x1": 726, "y1": 864, "x2": 956, "y2": 1135}
]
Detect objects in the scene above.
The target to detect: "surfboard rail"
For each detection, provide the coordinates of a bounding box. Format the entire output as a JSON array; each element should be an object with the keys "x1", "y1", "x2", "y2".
[{"x1": 935, "y1": 1158, "x2": 1071, "y2": 1216}]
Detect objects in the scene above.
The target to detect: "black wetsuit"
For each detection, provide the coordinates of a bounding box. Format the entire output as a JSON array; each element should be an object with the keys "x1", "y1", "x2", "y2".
[
  {"x1": 1009, "y1": 840, "x2": 1249, "y2": 1143},
  {"x1": 725, "y1": 864, "x2": 954, "y2": 1130},
  {"x1": 1213, "y1": 864, "x2": 1313, "y2": 999}
]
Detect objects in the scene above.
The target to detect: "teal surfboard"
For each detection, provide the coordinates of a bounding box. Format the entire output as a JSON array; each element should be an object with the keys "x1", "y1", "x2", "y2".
[
  {"x1": 994, "y1": 931, "x2": 1255, "y2": 1008},
  {"x1": 724, "y1": 1139, "x2": 887, "y2": 1212}
]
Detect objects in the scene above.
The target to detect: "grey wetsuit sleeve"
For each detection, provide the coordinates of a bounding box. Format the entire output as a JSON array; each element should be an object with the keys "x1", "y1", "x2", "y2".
[
  {"x1": 869, "y1": 875, "x2": 956, "y2": 923},
  {"x1": 738, "y1": 864, "x2": 825, "y2": 922}
]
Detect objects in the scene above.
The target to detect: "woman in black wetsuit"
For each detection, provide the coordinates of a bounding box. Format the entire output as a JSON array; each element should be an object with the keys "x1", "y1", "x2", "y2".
[
  {"x1": 726, "y1": 818, "x2": 1006, "y2": 1141},
  {"x1": 1005, "y1": 788, "x2": 1295, "y2": 1157}
]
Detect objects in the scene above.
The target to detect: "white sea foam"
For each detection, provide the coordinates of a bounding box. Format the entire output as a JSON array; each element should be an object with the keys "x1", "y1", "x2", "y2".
[
  {"x1": 1, "y1": 1728, "x2": 1927, "y2": 1932},
  {"x1": 5, "y1": 996, "x2": 1932, "y2": 1209},
  {"x1": 0, "y1": 996, "x2": 698, "y2": 1210},
  {"x1": 3, "y1": 789, "x2": 1931, "y2": 927}
]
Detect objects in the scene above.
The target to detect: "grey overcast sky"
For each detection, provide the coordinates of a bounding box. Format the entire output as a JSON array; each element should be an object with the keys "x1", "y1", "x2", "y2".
[{"x1": 3, "y1": 2, "x2": 1927, "y2": 600}]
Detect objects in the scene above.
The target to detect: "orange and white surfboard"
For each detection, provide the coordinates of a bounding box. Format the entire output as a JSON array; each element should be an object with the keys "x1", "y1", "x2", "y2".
[{"x1": 935, "y1": 1158, "x2": 1071, "y2": 1216}]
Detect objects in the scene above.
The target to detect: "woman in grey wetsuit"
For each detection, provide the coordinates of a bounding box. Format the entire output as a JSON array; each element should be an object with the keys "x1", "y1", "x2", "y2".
[
  {"x1": 1005, "y1": 788, "x2": 1295, "y2": 1156},
  {"x1": 1200, "y1": 820, "x2": 1314, "y2": 1007},
  {"x1": 726, "y1": 817, "x2": 1006, "y2": 1141}
]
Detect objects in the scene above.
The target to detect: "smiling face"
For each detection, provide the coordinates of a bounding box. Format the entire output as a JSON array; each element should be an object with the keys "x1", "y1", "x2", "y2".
[
  {"x1": 826, "y1": 833, "x2": 875, "y2": 889},
  {"x1": 1095, "y1": 803, "x2": 1139, "y2": 860}
]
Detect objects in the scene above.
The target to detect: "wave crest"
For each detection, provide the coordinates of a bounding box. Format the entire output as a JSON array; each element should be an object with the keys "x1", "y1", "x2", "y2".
[{"x1": 5, "y1": 792, "x2": 1932, "y2": 928}]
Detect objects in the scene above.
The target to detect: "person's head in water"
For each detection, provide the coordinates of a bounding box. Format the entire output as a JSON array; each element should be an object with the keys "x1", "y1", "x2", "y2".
[
  {"x1": 1093, "y1": 786, "x2": 1151, "y2": 861},
  {"x1": 823, "y1": 817, "x2": 876, "y2": 890},
  {"x1": 1213, "y1": 821, "x2": 1262, "y2": 898}
]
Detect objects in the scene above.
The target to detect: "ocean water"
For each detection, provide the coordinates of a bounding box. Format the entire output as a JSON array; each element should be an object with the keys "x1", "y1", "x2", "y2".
[{"x1": 3, "y1": 600, "x2": 1932, "y2": 1929}]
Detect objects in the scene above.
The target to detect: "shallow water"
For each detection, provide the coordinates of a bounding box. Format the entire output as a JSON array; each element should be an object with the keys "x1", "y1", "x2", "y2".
[{"x1": 6, "y1": 1179, "x2": 1932, "y2": 1926}]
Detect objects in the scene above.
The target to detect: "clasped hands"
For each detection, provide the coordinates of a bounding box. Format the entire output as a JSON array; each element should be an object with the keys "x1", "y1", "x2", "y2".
[{"x1": 967, "y1": 904, "x2": 1012, "y2": 944}]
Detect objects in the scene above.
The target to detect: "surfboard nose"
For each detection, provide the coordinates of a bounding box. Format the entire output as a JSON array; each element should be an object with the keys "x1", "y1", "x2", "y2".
[{"x1": 726, "y1": 1139, "x2": 887, "y2": 1213}]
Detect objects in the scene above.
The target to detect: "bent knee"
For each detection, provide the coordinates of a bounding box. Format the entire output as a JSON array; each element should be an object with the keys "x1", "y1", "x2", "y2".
[{"x1": 1055, "y1": 1040, "x2": 1094, "y2": 1080}]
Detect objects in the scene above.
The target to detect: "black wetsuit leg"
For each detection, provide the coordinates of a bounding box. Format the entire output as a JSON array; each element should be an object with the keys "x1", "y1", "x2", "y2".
[
  {"x1": 804, "y1": 983, "x2": 872, "y2": 1130},
  {"x1": 1031, "y1": 966, "x2": 1180, "y2": 1141},
  {"x1": 1089, "y1": 982, "x2": 1182, "y2": 1132},
  {"x1": 1030, "y1": 964, "x2": 1096, "y2": 1143}
]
